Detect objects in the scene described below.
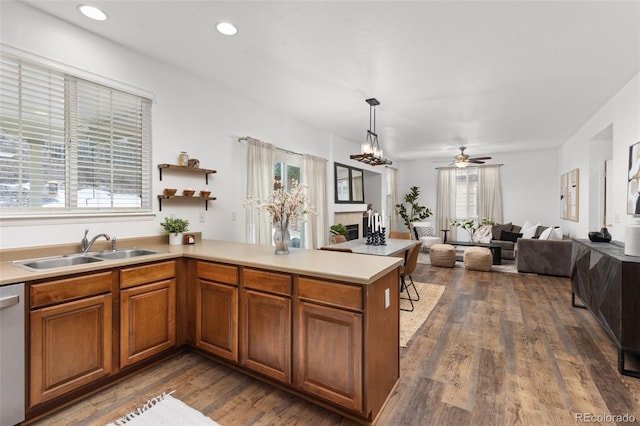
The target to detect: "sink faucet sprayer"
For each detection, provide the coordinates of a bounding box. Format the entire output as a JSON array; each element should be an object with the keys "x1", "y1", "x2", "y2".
[{"x1": 81, "y1": 230, "x2": 111, "y2": 254}]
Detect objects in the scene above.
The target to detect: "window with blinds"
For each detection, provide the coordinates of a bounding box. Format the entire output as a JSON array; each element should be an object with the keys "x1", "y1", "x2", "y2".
[
  {"x1": 0, "y1": 53, "x2": 151, "y2": 215},
  {"x1": 455, "y1": 168, "x2": 479, "y2": 219}
]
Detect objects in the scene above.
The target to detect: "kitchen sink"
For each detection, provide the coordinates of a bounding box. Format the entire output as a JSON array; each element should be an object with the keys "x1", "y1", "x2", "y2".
[
  {"x1": 12, "y1": 248, "x2": 165, "y2": 271},
  {"x1": 89, "y1": 248, "x2": 163, "y2": 260},
  {"x1": 14, "y1": 255, "x2": 104, "y2": 270}
]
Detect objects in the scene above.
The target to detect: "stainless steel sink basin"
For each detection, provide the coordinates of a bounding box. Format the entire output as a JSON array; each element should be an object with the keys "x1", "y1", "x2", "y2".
[
  {"x1": 89, "y1": 248, "x2": 163, "y2": 260},
  {"x1": 14, "y1": 255, "x2": 104, "y2": 270},
  {"x1": 12, "y1": 248, "x2": 165, "y2": 271}
]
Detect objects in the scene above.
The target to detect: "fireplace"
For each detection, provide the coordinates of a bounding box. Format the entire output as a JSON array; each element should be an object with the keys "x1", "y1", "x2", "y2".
[
  {"x1": 345, "y1": 224, "x2": 359, "y2": 241},
  {"x1": 334, "y1": 210, "x2": 367, "y2": 239}
]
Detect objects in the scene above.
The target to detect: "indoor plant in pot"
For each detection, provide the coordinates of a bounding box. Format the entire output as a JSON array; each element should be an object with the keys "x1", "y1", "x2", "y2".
[
  {"x1": 161, "y1": 217, "x2": 189, "y2": 245},
  {"x1": 395, "y1": 185, "x2": 432, "y2": 236}
]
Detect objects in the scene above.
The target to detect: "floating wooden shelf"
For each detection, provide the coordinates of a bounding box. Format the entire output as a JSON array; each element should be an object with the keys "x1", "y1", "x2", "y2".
[
  {"x1": 157, "y1": 195, "x2": 217, "y2": 211},
  {"x1": 158, "y1": 163, "x2": 217, "y2": 184}
]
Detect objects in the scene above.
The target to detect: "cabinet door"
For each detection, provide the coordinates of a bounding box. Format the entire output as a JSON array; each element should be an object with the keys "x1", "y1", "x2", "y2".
[
  {"x1": 295, "y1": 301, "x2": 363, "y2": 412},
  {"x1": 196, "y1": 279, "x2": 238, "y2": 362},
  {"x1": 241, "y1": 290, "x2": 291, "y2": 383},
  {"x1": 120, "y1": 279, "x2": 176, "y2": 368},
  {"x1": 30, "y1": 294, "x2": 112, "y2": 406}
]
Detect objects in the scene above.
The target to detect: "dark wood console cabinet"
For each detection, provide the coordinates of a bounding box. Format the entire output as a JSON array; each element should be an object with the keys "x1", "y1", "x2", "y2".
[{"x1": 571, "y1": 239, "x2": 640, "y2": 377}]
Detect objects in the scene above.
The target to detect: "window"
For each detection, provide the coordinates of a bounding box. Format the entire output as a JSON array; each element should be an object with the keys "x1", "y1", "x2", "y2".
[
  {"x1": 455, "y1": 168, "x2": 478, "y2": 220},
  {"x1": 0, "y1": 53, "x2": 152, "y2": 215},
  {"x1": 274, "y1": 150, "x2": 305, "y2": 247}
]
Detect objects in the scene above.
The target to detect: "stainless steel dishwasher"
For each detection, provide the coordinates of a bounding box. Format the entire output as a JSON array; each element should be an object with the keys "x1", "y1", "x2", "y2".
[{"x1": 0, "y1": 283, "x2": 25, "y2": 426}]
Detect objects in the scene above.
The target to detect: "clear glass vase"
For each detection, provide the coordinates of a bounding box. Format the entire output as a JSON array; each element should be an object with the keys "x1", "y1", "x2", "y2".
[{"x1": 273, "y1": 221, "x2": 290, "y2": 254}]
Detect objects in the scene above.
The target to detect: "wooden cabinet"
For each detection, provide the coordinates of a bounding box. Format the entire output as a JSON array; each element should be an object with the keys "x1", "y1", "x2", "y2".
[
  {"x1": 572, "y1": 239, "x2": 640, "y2": 377},
  {"x1": 295, "y1": 277, "x2": 363, "y2": 411},
  {"x1": 195, "y1": 262, "x2": 239, "y2": 362},
  {"x1": 120, "y1": 261, "x2": 176, "y2": 368},
  {"x1": 29, "y1": 272, "x2": 113, "y2": 406},
  {"x1": 241, "y1": 268, "x2": 292, "y2": 383}
]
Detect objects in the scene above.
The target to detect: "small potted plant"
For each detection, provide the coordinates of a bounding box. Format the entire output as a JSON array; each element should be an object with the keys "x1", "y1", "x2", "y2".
[
  {"x1": 161, "y1": 217, "x2": 189, "y2": 245},
  {"x1": 330, "y1": 223, "x2": 348, "y2": 237}
]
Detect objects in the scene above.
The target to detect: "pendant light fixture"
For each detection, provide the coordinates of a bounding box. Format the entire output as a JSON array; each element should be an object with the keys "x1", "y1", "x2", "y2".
[{"x1": 350, "y1": 98, "x2": 392, "y2": 166}]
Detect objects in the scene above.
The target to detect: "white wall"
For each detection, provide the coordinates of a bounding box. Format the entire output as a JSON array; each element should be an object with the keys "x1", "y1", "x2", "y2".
[
  {"x1": 0, "y1": 2, "x2": 366, "y2": 249},
  {"x1": 396, "y1": 148, "x2": 559, "y2": 232},
  {"x1": 558, "y1": 73, "x2": 640, "y2": 241}
]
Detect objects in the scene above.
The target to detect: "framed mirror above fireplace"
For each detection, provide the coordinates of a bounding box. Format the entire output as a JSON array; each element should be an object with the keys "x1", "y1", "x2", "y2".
[{"x1": 335, "y1": 162, "x2": 364, "y2": 203}]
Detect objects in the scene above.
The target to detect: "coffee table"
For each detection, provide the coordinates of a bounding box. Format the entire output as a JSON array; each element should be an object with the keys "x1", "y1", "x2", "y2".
[{"x1": 447, "y1": 241, "x2": 502, "y2": 265}]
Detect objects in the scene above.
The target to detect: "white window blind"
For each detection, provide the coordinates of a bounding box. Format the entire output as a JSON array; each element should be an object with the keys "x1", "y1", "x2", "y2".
[
  {"x1": 0, "y1": 53, "x2": 151, "y2": 214},
  {"x1": 455, "y1": 168, "x2": 478, "y2": 219}
]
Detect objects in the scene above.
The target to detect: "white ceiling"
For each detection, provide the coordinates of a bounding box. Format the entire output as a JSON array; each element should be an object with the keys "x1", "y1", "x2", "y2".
[{"x1": 19, "y1": 0, "x2": 640, "y2": 161}]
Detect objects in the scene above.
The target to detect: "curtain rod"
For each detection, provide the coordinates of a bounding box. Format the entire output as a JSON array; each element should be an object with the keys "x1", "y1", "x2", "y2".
[
  {"x1": 435, "y1": 164, "x2": 503, "y2": 170},
  {"x1": 238, "y1": 136, "x2": 304, "y2": 157}
]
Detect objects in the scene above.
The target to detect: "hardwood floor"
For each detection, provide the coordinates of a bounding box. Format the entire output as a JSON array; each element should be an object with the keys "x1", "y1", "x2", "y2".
[{"x1": 31, "y1": 264, "x2": 640, "y2": 425}]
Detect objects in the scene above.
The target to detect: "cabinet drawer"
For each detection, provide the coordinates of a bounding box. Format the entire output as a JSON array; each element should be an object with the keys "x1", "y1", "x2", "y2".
[
  {"x1": 197, "y1": 261, "x2": 239, "y2": 285},
  {"x1": 30, "y1": 271, "x2": 113, "y2": 308},
  {"x1": 298, "y1": 277, "x2": 362, "y2": 311},
  {"x1": 120, "y1": 260, "x2": 176, "y2": 289},
  {"x1": 244, "y1": 268, "x2": 292, "y2": 296}
]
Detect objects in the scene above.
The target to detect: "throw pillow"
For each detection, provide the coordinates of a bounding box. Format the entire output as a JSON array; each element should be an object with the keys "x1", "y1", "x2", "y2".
[
  {"x1": 414, "y1": 226, "x2": 434, "y2": 238},
  {"x1": 538, "y1": 227, "x2": 553, "y2": 240},
  {"x1": 534, "y1": 225, "x2": 549, "y2": 239},
  {"x1": 550, "y1": 227, "x2": 563, "y2": 240},
  {"x1": 473, "y1": 225, "x2": 493, "y2": 243},
  {"x1": 492, "y1": 222, "x2": 512, "y2": 240},
  {"x1": 500, "y1": 230, "x2": 523, "y2": 242},
  {"x1": 521, "y1": 222, "x2": 540, "y2": 239}
]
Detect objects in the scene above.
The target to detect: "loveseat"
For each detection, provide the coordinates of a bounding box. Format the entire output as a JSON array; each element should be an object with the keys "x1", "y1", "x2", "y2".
[
  {"x1": 516, "y1": 238, "x2": 572, "y2": 277},
  {"x1": 489, "y1": 222, "x2": 572, "y2": 277},
  {"x1": 489, "y1": 222, "x2": 522, "y2": 260}
]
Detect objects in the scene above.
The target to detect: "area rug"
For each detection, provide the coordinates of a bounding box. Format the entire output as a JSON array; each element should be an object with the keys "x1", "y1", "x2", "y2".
[
  {"x1": 417, "y1": 252, "x2": 517, "y2": 273},
  {"x1": 400, "y1": 282, "x2": 445, "y2": 347},
  {"x1": 107, "y1": 391, "x2": 219, "y2": 426}
]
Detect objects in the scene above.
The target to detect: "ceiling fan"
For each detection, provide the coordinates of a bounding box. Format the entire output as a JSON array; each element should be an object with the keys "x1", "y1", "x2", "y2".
[{"x1": 451, "y1": 146, "x2": 492, "y2": 168}]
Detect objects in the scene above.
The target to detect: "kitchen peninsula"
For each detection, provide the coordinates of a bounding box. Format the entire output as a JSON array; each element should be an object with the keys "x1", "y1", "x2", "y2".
[{"x1": 1, "y1": 239, "x2": 402, "y2": 424}]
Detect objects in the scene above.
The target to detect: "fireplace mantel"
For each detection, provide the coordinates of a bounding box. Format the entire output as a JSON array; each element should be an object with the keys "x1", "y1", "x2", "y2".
[{"x1": 334, "y1": 204, "x2": 367, "y2": 213}]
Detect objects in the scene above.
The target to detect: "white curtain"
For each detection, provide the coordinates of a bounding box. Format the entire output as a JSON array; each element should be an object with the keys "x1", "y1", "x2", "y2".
[
  {"x1": 303, "y1": 154, "x2": 328, "y2": 249},
  {"x1": 436, "y1": 168, "x2": 458, "y2": 240},
  {"x1": 245, "y1": 137, "x2": 275, "y2": 245},
  {"x1": 478, "y1": 165, "x2": 504, "y2": 223},
  {"x1": 387, "y1": 167, "x2": 398, "y2": 232}
]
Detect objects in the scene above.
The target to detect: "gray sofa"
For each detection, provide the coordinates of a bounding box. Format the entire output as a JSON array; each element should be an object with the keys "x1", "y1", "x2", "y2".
[
  {"x1": 489, "y1": 223, "x2": 522, "y2": 260},
  {"x1": 516, "y1": 238, "x2": 573, "y2": 277}
]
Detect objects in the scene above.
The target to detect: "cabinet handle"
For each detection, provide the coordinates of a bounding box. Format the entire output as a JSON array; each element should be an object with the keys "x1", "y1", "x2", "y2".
[{"x1": 0, "y1": 295, "x2": 19, "y2": 309}]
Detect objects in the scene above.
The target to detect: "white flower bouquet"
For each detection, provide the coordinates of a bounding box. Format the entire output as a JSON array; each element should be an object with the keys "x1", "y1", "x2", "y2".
[{"x1": 244, "y1": 181, "x2": 316, "y2": 230}]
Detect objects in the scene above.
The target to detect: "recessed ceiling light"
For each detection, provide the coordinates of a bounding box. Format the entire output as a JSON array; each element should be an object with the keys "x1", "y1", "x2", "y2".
[
  {"x1": 78, "y1": 5, "x2": 108, "y2": 21},
  {"x1": 216, "y1": 22, "x2": 238, "y2": 36}
]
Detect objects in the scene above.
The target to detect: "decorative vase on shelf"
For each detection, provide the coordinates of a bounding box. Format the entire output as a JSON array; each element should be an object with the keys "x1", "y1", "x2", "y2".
[
  {"x1": 169, "y1": 232, "x2": 184, "y2": 246},
  {"x1": 273, "y1": 221, "x2": 290, "y2": 255}
]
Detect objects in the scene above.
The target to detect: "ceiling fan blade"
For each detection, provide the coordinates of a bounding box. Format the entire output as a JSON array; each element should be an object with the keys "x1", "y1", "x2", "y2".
[
  {"x1": 469, "y1": 160, "x2": 486, "y2": 164},
  {"x1": 469, "y1": 156, "x2": 492, "y2": 161}
]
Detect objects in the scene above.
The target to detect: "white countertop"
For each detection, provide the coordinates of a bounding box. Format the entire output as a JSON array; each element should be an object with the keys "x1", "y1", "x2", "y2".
[{"x1": 329, "y1": 237, "x2": 419, "y2": 257}]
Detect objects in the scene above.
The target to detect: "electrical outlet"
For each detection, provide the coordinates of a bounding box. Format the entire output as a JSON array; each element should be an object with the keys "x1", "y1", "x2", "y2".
[
  {"x1": 232, "y1": 211, "x2": 237, "y2": 221},
  {"x1": 385, "y1": 288, "x2": 390, "y2": 308},
  {"x1": 199, "y1": 212, "x2": 205, "y2": 223}
]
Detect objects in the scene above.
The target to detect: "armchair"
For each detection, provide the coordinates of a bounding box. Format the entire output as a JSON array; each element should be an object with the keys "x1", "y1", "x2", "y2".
[{"x1": 412, "y1": 221, "x2": 442, "y2": 250}]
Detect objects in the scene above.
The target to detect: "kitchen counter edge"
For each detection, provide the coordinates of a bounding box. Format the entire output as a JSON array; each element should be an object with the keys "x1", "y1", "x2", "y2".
[{"x1": 0, "y1": 239, "x2": 402, "y2": 286}]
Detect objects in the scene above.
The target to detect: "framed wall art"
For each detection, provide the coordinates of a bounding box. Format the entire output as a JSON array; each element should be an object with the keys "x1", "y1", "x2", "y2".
[
  {"x1": 561, "y1": 168, "x2": 579, "y2": 221},
  {"x1": 628, "y1": 141, "x2": 640, "y2": 214}
]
